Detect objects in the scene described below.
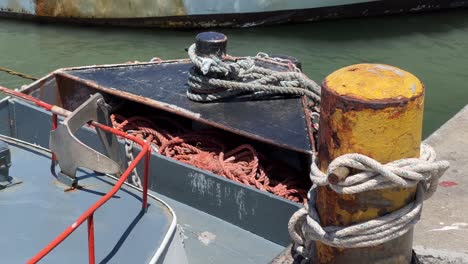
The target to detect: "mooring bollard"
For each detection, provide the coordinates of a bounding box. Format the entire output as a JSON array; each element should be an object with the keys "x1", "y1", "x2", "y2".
[{"x1": 316, "y1": 63, "x2": 425, "y2": 263}]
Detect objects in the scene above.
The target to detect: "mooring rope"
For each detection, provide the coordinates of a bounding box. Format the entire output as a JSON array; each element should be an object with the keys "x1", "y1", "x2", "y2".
[
  {"x1": 288, "y1": 144, "x2": 449, "y2": 258},
  {"x1": 111, "y1": 114, "x2": 309, "y2": 203},
  {"x1": 186, "y1": 43, "x2": 321, "y2": 104},
  {"x1": 0, "y1": 67, "x2": 38, "y2": 81}
]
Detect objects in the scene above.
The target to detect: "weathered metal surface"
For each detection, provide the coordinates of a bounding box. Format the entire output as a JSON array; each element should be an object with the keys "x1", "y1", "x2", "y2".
[
  {"x1": 0, "y1": 140, "x2": 10, "y2": 181},
  {"x1": 5, "y1": 98, "x2": 302, "y2": 247},
  {"x1": 51, "y1": 62, "x2": 313, "y2": 154},
  {"x1": 0, "y1": 140, "x2": 177, "y2": 263},
  {"x1": 1, "y1": 0, "x2": 375, "y2": 17},
  {"x1": 315, "y1": 64, "x2": 425, "y2": 263},
  {"x1": 183, "y1": 0, "x2": 377, "y2": 15},
  {"x1": 35, "y1": 0, "x2": 186, "y2": 18},
  {"x1": 148, "y1": 151, "x2": 302, "y2": 246},
  {"x1": 0, "y1": 99, "x2": 10, "y2": 136},
  {"x1": 195, "y1": 32, "x2": 227, "y2": 57},
  {"x1": 1, "y1": 0, "x2": 468, "y2": 28},
  {"x1": 0, "y1": 0, "x2": 35, "y2": 14}
]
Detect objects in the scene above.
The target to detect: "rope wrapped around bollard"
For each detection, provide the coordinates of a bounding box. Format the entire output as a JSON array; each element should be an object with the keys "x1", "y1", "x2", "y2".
[
  {"x1": 186, "y1": 43, "x2": 322, "y2": 104},
  {"x1": 288, "y1": 144, "x2": 449, "y2": 258}
]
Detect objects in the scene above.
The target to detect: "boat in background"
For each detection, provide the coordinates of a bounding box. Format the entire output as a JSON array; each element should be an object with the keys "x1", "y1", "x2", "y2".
[{"x1": 0, "y1": 0, "x2": 467, "y2": 28}]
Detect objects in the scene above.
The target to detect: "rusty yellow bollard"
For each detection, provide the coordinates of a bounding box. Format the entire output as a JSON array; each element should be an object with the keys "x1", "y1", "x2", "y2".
[{"x1": 315, "y1": 64, "x2": 424, "y2": 263}]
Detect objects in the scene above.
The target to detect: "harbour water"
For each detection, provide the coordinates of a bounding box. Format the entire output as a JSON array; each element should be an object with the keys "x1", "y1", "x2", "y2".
[{"x1": 1, "y1": 9, "x2": 467, "y2": 137}]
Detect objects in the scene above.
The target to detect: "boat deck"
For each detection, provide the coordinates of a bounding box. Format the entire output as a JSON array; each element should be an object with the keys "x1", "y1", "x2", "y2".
[
  {"x1": 0, "y1": 138, "x2": 284, "y2": 264},
  {"x1": 1, "y1": 141, "x2": 174, "y2": 263},
  {"x1": 157, "y1": 193, "x2": 283, "y2": 264}
]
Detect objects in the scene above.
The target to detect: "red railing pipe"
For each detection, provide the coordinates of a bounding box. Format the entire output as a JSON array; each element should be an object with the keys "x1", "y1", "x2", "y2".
[
  {"x1": 142, "y1": 148, "x2": 151, "y2": 210},
  {"x1": 88, "y1": 214, "x2": 95, "y2": 264},
  {"x1": 0, "y1": 86, "x2": 147, "y2": 147},
  {"x1": 27, "y1": 143, "x2": 149, "y2": 264},
  {"x1": 0, "y1": 86, "x2": 54, "y2": 111},
  {"x1": 0, "y1": 86, "x2": 152, "y2": 263}
]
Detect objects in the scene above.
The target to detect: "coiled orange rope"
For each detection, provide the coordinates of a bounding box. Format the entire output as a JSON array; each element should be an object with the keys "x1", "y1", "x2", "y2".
[{"x1": 111, "y1": 114, "x2": 309, "y2": 203}]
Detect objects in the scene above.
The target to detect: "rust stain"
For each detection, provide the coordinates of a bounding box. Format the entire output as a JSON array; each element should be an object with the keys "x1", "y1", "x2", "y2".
[
  {"x1": 325, "y1": 64, "x2": 424, "y2": 102},
  {"x1": 315, "y1": 64, "x2": 424, "y2": 263},
  {"x1": 35, "y1": 0, "x2": 186, "y2": 18},
  {"x1": 322, "y1": 79, "x2": 425, "y2": 113},
  {"x1": 301, "y1": 96, "x2": 316, "y2": 153},
  {"x1": 319, "y1": 85, "x2": 424, "y2": 166},
  {"x1": 315, "y1": 242, "x2": 337, "y2": 264}
]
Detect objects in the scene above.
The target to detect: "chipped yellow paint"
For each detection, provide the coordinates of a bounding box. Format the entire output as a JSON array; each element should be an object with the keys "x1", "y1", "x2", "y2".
[
  {"x1": 315, "y1": 64, "x2": 424, "y2": 263},
  {"x1": 325, "y1": 63, "x2": 424, "y2": 101},
  {"x1": 35, "y1": 0, "x2": 186, "y2": 18},
  {"x1": 327, "y1": 101, "x2": 423, "y2": 164}
]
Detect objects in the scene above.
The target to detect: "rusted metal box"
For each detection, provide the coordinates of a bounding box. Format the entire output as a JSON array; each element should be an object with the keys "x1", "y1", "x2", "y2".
[{"x1": 23, "y1": 58, "x2": 315, "y2": 194}]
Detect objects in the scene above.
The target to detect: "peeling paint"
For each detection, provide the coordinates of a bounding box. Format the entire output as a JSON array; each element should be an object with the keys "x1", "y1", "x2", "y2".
[
  {"x1": 187, "y1": 173, "x2": 222, "y2": 207},
  {"x1": 0, "y1": 0, "x2": 35, "y2": 14},
  {"x1": 374, "y1": 64, "x2": 405, "y2": 76},
  {"x1": 316, "y1": 63, "x2": 424, "y2": 263},
  {"x1": 160, "y1": 103, "x2": 201, "y2": 119},
  {"x1": 178, "y1": 225, "x2": 189, "y2": 241},
  {"x1": 215, "y1": 182, "x2": 222, "y2": 206},
  {"x1": 0, "y1": 0, "x2": 465, "y2": 28},
  {"x1": 234, "y1": 188, "x2": 247, "y2": 220},
  {"x1": 35, "y1": 0, "x2": 186, "y2": 18},
  {"x1": 198, "y1": 231, "x2": 216, "y2": 245},
  {"x1": 1, "y1": 0, "x2": 379, "y2": 18},
  {"x1": 188, "y1": 172, "x2": 213, "y2": 196},
  {"x1": 183, "y1": 0, "x2": 378, "y2": 15}
]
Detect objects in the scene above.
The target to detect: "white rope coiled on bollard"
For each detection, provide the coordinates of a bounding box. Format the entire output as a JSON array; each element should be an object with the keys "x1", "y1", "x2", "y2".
[
  {"x1": 186, "y1": 43, "x2": 322, "y2": 104},
  {"x1": 288, "y1": 143, "x2": 449, "y2": 258}
]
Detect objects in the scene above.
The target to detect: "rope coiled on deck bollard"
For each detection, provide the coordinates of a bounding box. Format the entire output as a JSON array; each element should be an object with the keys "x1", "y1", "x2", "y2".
[
  {"x1": 186, "y1": 43, "x2": 321, "y2": 104},
  {"x1": 288, "y1": 144, "x2": 450, "y2": 258}
]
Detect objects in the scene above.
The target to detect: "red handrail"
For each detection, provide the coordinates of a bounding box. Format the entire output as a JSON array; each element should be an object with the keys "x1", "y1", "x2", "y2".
[
  {"x1": 28, "y1": 145, "x2": 149, "y2": 264},
  {"x1": 0, "y1": 86, "x2": 151, "y2": 264},
  {"x1": 88, "y1": 214, "x2": 95, "y2": 264}
]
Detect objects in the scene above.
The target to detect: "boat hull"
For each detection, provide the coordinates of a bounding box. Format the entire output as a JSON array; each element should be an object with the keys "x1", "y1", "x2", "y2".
[{"x1": 0, "y1": 0, "x2": 467, "y2": 28}]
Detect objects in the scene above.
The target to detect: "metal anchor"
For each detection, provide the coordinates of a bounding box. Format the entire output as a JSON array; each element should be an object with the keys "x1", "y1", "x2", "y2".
[{"x1": 50, "y1": 93, "x2": 122, "y2": 186}]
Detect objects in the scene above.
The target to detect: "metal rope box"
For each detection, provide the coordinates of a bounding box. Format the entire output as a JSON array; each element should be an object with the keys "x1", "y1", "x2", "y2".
[
  {"x1": 19, "y1": 57, "x2": 314, "y2": 248},
  {"x1": 33, "y1": 60, "x2": 313, "y2": 154}
]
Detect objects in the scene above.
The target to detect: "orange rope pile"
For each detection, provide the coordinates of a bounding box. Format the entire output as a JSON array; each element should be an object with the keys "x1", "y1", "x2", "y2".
[{"x1": 110, "y1": 114, "x2": 309, "y2": 203}]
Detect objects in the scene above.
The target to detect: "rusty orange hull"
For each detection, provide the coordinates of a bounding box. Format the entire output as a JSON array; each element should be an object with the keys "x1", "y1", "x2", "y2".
[{"x1": 0, "y1": 0, "x2": 467, "y2": 28}]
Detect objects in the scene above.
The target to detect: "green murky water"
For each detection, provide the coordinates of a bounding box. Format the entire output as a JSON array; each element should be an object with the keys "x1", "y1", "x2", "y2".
[{"x1": 1, "y1": 10, "x2": 468, "y2": 137}]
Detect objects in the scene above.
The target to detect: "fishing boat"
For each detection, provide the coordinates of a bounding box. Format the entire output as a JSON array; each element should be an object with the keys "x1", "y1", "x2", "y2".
[
  {"x1": 0, "y1": 32, "x2": 313, "y2": 264},
  {"x1": 0, "y1": 32, "x2": 466, "y2": 264},
  {"x1": 0, "y1": 0, "x2": 467, "y2": 28}
]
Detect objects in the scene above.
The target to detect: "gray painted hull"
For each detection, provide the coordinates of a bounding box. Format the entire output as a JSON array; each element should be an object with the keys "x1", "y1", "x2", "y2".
[
  {"x1": 0, "y1": 0, "x2": 467, "y2": 27},
  {"x1": 0, "y1": 62, "x2": 301, "y2": 262},
  {"x1": 0, "y1": 87, "x2": 292, "y2": 264},
  {"x1": 0, "y1": 132, "x2": 184, "y2": 263}
]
